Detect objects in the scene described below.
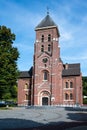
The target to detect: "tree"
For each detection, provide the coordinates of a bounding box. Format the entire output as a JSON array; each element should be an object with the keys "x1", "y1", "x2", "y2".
[
  {"x1": 82, "y1": 77, "x2": 87, "y2": 96},
  {"x1": 82, "y1": 76, "x2": 87, "y2": 104},
  {"x1": 0, "y1": 25, "x2": 19, "y2": 100}
]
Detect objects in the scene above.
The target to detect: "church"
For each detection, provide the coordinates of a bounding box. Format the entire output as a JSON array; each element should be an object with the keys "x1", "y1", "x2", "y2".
[{"x1": 18, "y1": 12, "x2": 83, "y2": 106}]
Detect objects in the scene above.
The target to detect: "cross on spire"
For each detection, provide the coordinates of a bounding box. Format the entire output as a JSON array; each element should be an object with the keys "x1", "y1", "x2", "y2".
[{"x1": 47, "y1": 7, "x2": 49, "y2": 15}]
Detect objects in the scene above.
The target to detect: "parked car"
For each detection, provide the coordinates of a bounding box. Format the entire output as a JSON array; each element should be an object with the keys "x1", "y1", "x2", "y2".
[
  {"x1": 0, "y1": 101, "x2": 6, "y2": 107},
  {"x1": 5, "y1": 101, "x2": 17, "y2": 107}
]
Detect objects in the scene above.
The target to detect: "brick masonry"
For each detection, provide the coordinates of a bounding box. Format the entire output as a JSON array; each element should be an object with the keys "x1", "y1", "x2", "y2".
[{"x1": 18, "y1": 15, "x2": 83, "y2": 106}]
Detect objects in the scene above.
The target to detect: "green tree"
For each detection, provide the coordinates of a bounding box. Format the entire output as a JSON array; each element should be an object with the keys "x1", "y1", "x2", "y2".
[
  {"x1": 82, "y1": 77, "x2": 87, "y2": 96},
  {"x1": 10, "y1": 85, "x2": 17, "y2": 99},
  {"x1": 0, "y1": 25, "x2": 19, "y2": 100},
  {"x1": 82, "y1": 76, "x2": 87, "y2": 104}
]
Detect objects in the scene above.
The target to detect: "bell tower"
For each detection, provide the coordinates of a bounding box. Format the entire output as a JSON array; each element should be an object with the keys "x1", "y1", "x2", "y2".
[{"x1": 33, "y1": 13, "x2": 63, "y2": 105}]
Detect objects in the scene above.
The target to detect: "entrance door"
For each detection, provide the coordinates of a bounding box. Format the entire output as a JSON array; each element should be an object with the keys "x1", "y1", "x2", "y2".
[{"x1": 42, "y1": 97, "x2": 48, "y2": 105}]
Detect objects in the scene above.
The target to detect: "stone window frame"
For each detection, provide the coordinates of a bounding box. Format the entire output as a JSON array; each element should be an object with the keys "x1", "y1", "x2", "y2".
[
  {"x1": 24, "y1": 83, "x2": 29, "y2": 90},
  {"x1": 65, "y1": 82, "x2": 69, "y2": 88},
  {"x1": 48, "y1": 44, "x2": 51, "y2": 52},
  {"x1": 65, "y1": 81, "x2": 73, "y2": 89},
  {"x1": 41, "y1": 45, "x2": 44, "y2": 52},
  {"x1": 70, "y1": 93, "x2": 73, "y2": 100},
  {"x1": 65, "y1": 93, "x2": 69, "y2": 100},
  {"x1": 70, "y1": 82, "x2": 73, "y2": 88},
  {"x1": 43, "y1": 70, "x2": 49, "y2": 81},
  {"x1": 25, "y1": 94, "x2": 28, "y2": 101},
  {"x1": 64, "y1": 93, "x2": 73, "y2": 100},
  {"x1": 41, "y1": 35, "x2": 44, "y2": 42},
  {"x1": 48, "y1": 34, "x2": 51, "y2": 42}
]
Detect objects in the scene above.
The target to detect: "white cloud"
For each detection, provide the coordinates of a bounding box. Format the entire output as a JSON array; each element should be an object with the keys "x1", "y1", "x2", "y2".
[
  {"x1": 0, "y1": 0, "x2": 42, "y2": 32},
  {"x1": 62, "y1": 56, "x2": 87, "y2": 61},
  {"x1": 14, "y1": 42, "x2": 34, "y2": 52},
  {"x1": 60, "y1": 31, "x2": 73, "y2": 42}
]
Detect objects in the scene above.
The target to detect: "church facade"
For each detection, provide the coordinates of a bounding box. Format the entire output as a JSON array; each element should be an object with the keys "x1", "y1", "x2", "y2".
[{"x1": 18, "y1": 13, "x2": 83, "y2": 106}]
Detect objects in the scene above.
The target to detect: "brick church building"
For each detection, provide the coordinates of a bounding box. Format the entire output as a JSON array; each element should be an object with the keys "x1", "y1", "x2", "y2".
[{"x1": 18, "y1": 13, "x2": 83, "y2": 106}]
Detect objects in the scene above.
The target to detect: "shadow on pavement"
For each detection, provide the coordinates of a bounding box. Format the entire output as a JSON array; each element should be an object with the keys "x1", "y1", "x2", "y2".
[
  {"x1": 0, "y1": 118, "x2": 87, "y2": 130},
  {"x1": 65, "y1": 107, "x2": 87, "y2": 121},
  {"x1": 0, "y1": 118, "x2": 43, "y2": 130}
]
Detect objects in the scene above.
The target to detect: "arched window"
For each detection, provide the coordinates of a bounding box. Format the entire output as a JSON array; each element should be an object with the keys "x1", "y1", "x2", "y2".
[
  {"x1": 43, "y1": 71, "x2": 48, "y2": 80},
  {"x1": 48, "y1": 44, "x2": 51, "y2": 52},
  {"x1": 25, "y1": 83, "x2": 28, "y2": 89},
  {"x1": 70, "y1": 82, "x2": 73, "y2": 88},
  {"x1": 41, "y1": 35, "x2": 44, "y2": 42},
  {"x1": 65, "y1": 82, "x2": 69, "y2": 88},
  {"x1": 65, "y1": 93, "x2": 69, "y2": 100},
  {"x1": 48, "y1": 34, "x2": 51, "y2": 42},
  {"x1": 70, "y1": 93, "x2": 73, "y2": 100},
  {"x1": 25, "y1": 94, "x2": 28, "y2": 100},
  {"x1": 41, "y1": 45, "x2": 44, "y2": 52}
]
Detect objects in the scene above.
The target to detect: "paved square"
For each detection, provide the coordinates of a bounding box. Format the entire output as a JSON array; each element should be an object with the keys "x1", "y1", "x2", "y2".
[{"x1": 0, "y1": 106, "x2": 87, "y2": 129}]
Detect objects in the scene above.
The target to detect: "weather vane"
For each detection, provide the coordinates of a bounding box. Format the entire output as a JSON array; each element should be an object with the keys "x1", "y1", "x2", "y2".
[{"x1": 47, "y1": 6, "x2": 49, "y2": 15}]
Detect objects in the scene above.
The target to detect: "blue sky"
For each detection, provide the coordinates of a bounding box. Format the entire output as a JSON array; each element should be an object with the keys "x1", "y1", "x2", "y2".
[{"x1": 0, "y1": 0, "x2": 87, "y2": 76}]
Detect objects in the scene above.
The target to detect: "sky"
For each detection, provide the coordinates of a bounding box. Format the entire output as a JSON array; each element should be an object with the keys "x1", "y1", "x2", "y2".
[{"x1": 0, "y1": 0, "x2": 87, "y2": 76}]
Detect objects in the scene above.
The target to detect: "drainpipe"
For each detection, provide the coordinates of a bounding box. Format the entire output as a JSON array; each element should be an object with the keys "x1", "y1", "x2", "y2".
[{"x1": 50, "y1": 63, "x2": 52, "y2": 105}]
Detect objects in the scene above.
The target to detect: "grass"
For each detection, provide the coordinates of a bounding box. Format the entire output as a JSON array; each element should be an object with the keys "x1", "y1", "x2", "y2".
[{"x1": 0, "y1": 106, "x2": 13, "y2": 110}]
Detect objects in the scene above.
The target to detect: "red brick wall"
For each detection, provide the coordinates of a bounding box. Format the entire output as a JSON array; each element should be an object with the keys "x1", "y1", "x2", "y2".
[
  {"x1": 33, "y1": 27, "x2": 64, "y2": 105},
  {"x1": 18, "y1": 78, "x2": 31, "y2": 106},
  {"x1": 62, "y1": 75, "x2": 83, "y2": 105}
]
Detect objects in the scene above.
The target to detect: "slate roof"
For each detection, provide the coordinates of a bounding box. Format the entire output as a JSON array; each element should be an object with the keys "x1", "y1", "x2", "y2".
[
  {"x1": 35, "y1": 14, "x2": 60, "y2": 36},
  {"x1": 19, "y1": 71, "x2": 30, "y2": 78},
  {"x1": 62, "y1": 63, "x2": 81, "y2": 77},
  {"x1": 19, "y1": 67, "x2": 33, "y2": 78},
  {"x1": 19, "y1": 63, "x2": 81, "y2": 78},
  {"x1": 35, "y1": 14, "x2": 57, "y2": 29}
]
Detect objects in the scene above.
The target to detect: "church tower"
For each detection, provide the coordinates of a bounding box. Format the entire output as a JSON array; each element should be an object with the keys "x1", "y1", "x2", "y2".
[
  {"x1": 33, "y1": 13, "x2": 63, "y2": 105},
  {"x1": 18, "y1": 12, "x2": 82, "y2": 106}
]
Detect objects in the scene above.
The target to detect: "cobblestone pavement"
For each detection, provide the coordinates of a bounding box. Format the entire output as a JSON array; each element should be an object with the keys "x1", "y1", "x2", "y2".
[{"x1": 0, "y1": 106, "x2": 87, "y2": 130}]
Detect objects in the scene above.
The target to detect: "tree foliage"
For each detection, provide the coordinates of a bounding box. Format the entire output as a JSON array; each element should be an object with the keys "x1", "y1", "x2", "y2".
[
  {"x1": 82, "y1": 76, "x2": 87, "y2": 104},
  {"x1": 82, "y1": 76, "x2": 87, "y2": 96},
  {"x1": 0, "y1": 25, "x2": 19, "y2": 100}
]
